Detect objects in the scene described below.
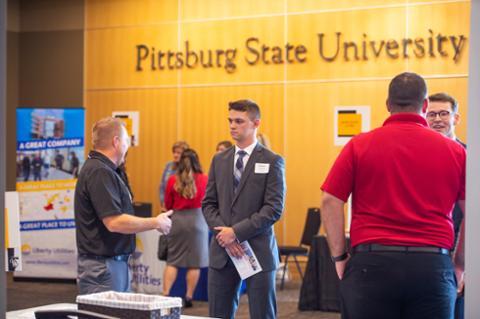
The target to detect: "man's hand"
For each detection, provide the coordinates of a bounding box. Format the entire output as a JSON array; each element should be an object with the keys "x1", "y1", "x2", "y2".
[
  {"x1": 455, "y1": 265, "x2": 465, "y2": 295},
  {"x1": 214, "y1": 226, "x2": 237, "y2": 247},
  {"x1": 334, "y1": 256, "x2": 351, "y2": 280},
  {"x1": 453, "y1": 207, "x2": 465, "y2": 296},
  {"x1": 225, "y1": 242, "x2": 245, "y2": 258},
  {"x1": 156, "y1": 210, "x2": 173, "y2": 234}
]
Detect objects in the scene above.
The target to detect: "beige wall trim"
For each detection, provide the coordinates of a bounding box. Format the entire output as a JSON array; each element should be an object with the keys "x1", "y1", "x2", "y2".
[{"x1": 86, "y1": 73, "x2": 469, "y2": 92}]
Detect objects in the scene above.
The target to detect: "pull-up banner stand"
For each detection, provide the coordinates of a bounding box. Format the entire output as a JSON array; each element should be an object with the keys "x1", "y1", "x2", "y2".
[{"x1": 15, "y1": 108, "x2": 84, "y2": 279}]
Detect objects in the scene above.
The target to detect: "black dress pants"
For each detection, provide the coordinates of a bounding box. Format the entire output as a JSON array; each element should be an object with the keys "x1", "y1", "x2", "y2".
[{"x1": 340, "y1": 252, "x2": 457, "y2": 319}]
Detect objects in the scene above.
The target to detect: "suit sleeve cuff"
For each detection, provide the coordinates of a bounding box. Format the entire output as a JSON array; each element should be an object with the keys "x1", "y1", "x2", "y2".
[{"x1": 232, "y1": 220, "x2": 251, "y2": 243}]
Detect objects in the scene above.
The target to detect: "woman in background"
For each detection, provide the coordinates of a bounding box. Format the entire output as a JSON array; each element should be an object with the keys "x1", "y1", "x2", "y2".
[
  {"x1": 215, "y1": 140, "x2": 232, "y2": 153},
  {"x1": 163, "y1": 148, "x2": 208, "y2": 307},
  {"x1": 158, "y1": 141, "x2": 189, "y2": 210}
]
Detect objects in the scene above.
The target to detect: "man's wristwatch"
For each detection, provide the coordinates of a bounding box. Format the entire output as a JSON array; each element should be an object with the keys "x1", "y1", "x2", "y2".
[{"x1": 331, "y1": 252, "x2": 349, "y2": 263}]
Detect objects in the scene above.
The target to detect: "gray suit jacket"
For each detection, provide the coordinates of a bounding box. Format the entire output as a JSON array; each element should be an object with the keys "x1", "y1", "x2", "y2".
[{"x1": 202, "y1": 143, "x2": 286, "y2": 271}]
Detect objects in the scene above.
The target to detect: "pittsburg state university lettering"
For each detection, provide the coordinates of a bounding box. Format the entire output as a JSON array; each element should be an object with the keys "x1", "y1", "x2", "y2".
[{"x1": 135, "y1": 30, "x2": 467, "y2": 74}]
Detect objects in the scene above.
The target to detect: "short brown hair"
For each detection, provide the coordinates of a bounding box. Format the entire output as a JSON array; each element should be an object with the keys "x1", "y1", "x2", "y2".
[
  {"x1": 216, "y1": 140, "x2": 232, "y2": 150},
  {"x1": 228, "y1": 99, "x2": 261, "y2": 120},
  {"x1": 92, "y1": 117, "x2": 125, "y2": 150},
  {"x1": 429, "y1": 92, "x2": 458, "y2": 113},
  {"x1": 172, "y1": 141, "x2": 189, "y2": 152}
]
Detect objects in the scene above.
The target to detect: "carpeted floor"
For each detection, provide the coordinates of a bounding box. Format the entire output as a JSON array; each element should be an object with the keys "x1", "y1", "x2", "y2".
[{"x1": 6, "y1": 271, "x2": 340, "y2": 318}]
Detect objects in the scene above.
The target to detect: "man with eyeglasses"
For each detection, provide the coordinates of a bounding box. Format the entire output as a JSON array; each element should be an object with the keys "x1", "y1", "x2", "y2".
[
  {"x1": 426, "y1": 93, "x2": 465, "y2": 147},
  {"x1": 427, "y1": 92, "x2": 466, "y2": 319}
]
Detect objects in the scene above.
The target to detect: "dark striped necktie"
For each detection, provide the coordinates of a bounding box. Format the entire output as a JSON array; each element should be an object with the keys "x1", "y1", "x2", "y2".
[{"x1": 233, "y1": 150, "x2": 247, "y2": 192}]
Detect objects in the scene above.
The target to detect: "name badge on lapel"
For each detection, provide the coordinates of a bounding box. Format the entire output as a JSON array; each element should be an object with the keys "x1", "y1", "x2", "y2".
[{"x1": 255, "y1": 163, "x2": 270, "y2": 174}]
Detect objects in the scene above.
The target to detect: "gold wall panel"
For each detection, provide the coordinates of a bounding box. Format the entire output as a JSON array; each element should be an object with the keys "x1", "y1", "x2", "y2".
[
  {"x1": 181, "y1": 0, "x2": 284, "y2": 20},
  {"x1": 86, "y1": 0, "x2": 178, "y2": 29},
  {"x1": 86, "y1": 26, "x2": 179, "y2": 89},
  {"x1": 285, "y1": 81, "x2": 390, "y2": 243},
  {"x1": 286, "y1": 0, "x2": 465, "y2": 12},
  {"x1": 407, "y1": 0, "x2": 467, "y2": 4},
  {"x1": 287, "y1": 7, "x2": 408, "y2": 80},
  {"x1": 180, "y1": 17, "x2": 285, "y2": 84},
  {"x1": 287, "y1": 0, "x2": 407, "y2": 12},
  {"x1": 406, "y1": 2, "x2": 470, "y2": 74},
  {"x1": 85, "y1": 89, "x2": 178, "y2": 215},
  {"x1": 85, "y1": 0, "x2": 470, "y2": 245}
]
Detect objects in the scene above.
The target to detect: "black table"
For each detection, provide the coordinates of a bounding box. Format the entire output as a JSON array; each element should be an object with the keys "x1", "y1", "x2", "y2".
[{"x1": 298, "y1": 235, "x2": 349, "y2": 312}]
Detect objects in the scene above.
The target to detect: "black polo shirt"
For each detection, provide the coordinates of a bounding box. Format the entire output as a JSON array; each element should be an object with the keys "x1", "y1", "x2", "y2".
[{"x1": 74, "y1": 150, "x2": 135, "y2": 256}]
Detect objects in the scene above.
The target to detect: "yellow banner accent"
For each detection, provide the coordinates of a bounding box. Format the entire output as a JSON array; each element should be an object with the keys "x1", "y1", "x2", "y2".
[{"x1": 16, "y1": 179, "x2": 77, "y2": 192}]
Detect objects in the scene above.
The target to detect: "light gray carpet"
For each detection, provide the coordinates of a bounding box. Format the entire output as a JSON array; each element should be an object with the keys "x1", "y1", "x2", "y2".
[{"x1": 7, "y1": 272, "x2": 340, "y2": 318}]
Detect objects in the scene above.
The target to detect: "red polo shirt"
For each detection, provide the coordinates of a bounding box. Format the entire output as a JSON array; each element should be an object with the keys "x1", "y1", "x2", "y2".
[{"x1": 321, "y1": 113, "x2": 466, "y2": 249}]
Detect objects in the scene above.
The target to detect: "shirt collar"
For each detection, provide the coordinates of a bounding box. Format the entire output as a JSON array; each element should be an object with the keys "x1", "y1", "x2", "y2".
[
  {"x1": 235, "y1": 139, "x2": 257, "y2": 156},
  {"x1": 88, "y1": 150, "x2": 117, "y2": 171},
  {"x1": 383, "y1": 113, "x2": 428, "y2": 128}
]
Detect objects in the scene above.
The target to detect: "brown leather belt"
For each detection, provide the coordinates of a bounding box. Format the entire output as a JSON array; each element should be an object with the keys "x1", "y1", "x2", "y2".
[{"x1": 353, "y1": 244, "x2": 450, "y2": 255}]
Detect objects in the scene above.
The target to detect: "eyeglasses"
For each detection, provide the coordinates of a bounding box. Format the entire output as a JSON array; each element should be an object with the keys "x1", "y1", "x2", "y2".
[{"x1": 426, "y1": 110, "x2": 452, "y2": 120}]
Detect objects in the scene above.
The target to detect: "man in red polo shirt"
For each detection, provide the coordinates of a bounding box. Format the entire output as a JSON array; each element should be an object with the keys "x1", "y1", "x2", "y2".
[{"x1": 321, "y1": 72, "x2": 466, "y2": 319}]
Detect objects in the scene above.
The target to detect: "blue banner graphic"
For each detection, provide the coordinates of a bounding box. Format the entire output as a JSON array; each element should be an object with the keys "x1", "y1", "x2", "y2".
[
  {"x1": 20, "y1": 219, "x2": 76, "y2": 231},
  {"x1": 17, "y1": 138, "x2": 84, "y2": 151}
]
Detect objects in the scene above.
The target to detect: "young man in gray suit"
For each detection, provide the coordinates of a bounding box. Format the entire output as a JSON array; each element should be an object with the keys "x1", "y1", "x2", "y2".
[{"x1": 202, "y1": 99, "x2": 286, "y2": 319}]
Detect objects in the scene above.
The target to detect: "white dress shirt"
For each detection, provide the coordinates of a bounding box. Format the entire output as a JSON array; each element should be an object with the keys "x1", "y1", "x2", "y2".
[{"x1": 233, "y1": 139, "x2": 257, "y2": 172}]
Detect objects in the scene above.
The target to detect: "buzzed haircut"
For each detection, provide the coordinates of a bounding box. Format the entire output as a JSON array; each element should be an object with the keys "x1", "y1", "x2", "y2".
[
  {"x1": 92, "y1": 117, "x2": 125, "y2": 150},
  {"x1": 429, "y1": 92, "x2": 458, "y2": 113},
  {"x1": 228, "y1": 99, "x2": 261, "y2": 120},
  {"x1": 387, "y1": 72, "x2": 428, "y2": 112}
]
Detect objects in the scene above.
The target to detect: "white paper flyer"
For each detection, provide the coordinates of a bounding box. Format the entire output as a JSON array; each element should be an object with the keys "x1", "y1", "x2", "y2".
[{"x1": 227, "y1": 241, "x2": 262, "y2": 280}]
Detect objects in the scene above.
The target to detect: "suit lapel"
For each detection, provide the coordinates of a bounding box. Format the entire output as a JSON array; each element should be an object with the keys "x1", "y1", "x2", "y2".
[{"x1": 231, "y1": 143, "x2": 263, "y2": 206}]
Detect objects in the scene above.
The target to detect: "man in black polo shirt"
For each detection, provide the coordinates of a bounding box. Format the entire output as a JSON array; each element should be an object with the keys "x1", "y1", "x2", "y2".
[{"x1": 75, "y1": 117, "x2": 173, "y2": 294}]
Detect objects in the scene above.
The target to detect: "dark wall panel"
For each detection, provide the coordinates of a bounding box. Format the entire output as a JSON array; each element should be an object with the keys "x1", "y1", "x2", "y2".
[
  {"x1": 6, "y1": 30, "x2": 18, "y2": 190},
  {"x1": 19, "y1": 30, "x2": 83, "y2": 107},
  {"x1": 1, "y1": 0, "x2": 7, "y2": 316}
]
